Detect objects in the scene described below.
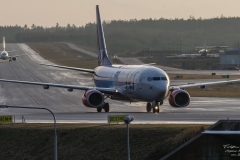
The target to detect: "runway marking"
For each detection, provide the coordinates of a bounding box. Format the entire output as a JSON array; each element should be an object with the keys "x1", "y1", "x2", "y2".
[{"x1": 18, "y1": 43, "x2": 52, "y2": 63}]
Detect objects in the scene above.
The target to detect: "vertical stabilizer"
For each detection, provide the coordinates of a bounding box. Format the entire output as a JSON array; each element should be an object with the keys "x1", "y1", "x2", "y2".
[
  {"x1": 96, "y1": 5, "x2": 112, "y2": 66},
  {"x1": 3, "y1": 37, "x2": 5, "y2": 51},
  {"x1": 204, "y1": 40, "x2": 206, "y2": 51}
]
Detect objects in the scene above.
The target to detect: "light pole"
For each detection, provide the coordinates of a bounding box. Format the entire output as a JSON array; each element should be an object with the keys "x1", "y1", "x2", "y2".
[
  {"x1": 124, "y1": 115, "x2": 134, "y2": 160},
  {"x1": 0, "y1": 104, "x2": 57, "y2": 160}
]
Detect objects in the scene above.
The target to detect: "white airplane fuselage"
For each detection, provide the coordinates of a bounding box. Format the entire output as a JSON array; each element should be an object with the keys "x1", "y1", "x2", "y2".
[
  {"x1": 0, "y1": 51, "x2": 8, "y2": 60},
  {"x1": 94, "y1": 65, "x2": 170, "y2": 102}
]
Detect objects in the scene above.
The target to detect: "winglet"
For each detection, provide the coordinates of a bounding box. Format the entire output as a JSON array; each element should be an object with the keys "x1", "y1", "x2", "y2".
[
  {"x1": 96, "y1": 5, "x2": 112, "y2": 66},
  {"x1": 3, "y1": 37, "x2": 5, "y2": 51}
]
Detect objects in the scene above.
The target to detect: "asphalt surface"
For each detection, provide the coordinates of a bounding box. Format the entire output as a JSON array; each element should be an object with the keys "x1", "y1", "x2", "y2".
[{"x1": 0, "y1": 43, "x2": 240, "y2": 124}]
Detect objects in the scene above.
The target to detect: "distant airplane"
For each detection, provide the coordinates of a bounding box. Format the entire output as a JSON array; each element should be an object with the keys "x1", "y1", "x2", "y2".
[
  {"x1": 1, "y1": 37, "x2": 18, "y2": 62},
  {"x1": 0, "y1": 6, "x2": 240, "y2": 113},
  {"x1": 195, "y1": 41, "x2": 228, "y2": 57}
]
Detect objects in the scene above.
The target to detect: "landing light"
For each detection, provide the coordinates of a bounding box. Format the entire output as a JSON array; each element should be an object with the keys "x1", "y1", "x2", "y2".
[{"x1": 155, "y1": 106, "x2": 158, "y2": 109}]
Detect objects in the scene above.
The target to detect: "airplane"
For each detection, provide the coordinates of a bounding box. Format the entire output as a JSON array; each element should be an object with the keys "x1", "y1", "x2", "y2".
[
  {"x1": 0, "y1": 5, "x2": 240, "y2": 113},
  {"x1": 1, "y1": 37, "x2": 18, "y2": 62},
  {"x1": 195, "y1": 41, "x2": 228, "y2": 57}
]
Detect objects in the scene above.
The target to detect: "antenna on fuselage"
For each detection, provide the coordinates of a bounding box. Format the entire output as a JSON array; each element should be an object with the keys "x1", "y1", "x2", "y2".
[
  {"x1": 96, "y1": 5, "x2": 112, "y2": 66},
  {"x1": 3, "y1": 37, "x2": 5, "y2": 51}
]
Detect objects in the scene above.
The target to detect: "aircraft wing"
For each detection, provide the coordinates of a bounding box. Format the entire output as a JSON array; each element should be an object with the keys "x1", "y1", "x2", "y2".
[
  {"x1": 195, "y1": 46, "x2": 228, "y2": 49},
  {"x1": 215, "y1": 46, "x2": 229, "y2": 49},
  {"x1": 195, "y1": 46, "x2": 216, "y2": 49},
  {"x1": 8, "y1": 54, "x2": 28, "y2": 58},
  {"x1": 6, "y1": 50, "x2": 17, "y2": 53},
  {"x1": 8, "y1": 55, "x2": 20, "y2": 58},
  {"x1": 171, "y1": 79, "x2": 240, "y2": 90},
  {"x1": 39, "y1": 63, "x2": 95, "y2": 73},
  {"x1": 0, "y1": 79, "x2": 119, "y2": 95}
]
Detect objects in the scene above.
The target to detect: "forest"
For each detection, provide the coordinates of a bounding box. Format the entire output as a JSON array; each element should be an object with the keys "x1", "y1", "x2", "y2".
[{"x1": 2, "y1": 16, "x2": 240, "y2": 54}]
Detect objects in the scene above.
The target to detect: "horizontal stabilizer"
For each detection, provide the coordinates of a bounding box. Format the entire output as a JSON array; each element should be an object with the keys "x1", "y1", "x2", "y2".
[
  {"x1": 39, "y1": 63, "x2": 95, "y2": 73},
  {"x1": 142, "y1": 63, "x2": 156, "y2": 66}
]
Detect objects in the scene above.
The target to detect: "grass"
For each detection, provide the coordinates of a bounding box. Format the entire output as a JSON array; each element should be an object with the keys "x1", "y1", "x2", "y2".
[
  {"x1": 139, "y1": 56, "x2": 220, "y2": 70},
  {"x1": 27, "y1": 43, "x2": 98, "y2": 69},
  {"x1": 0, "y1": 123, "x2": 208, "y2": 160},
  {"x1": 27, "y1": 43, "x2": 123, "y2": 69}
]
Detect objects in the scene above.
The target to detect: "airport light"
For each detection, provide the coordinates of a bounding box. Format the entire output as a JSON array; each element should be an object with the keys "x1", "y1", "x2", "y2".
[
  {"x1": 124, "y1": 115, "x2": 134, "y2": 160},
  {"x1": 0, "y1": 104, "x2": 57, "y2": 160}
]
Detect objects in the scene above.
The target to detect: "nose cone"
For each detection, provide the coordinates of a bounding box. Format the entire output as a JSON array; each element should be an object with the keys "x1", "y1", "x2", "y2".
[
  {"x1": 156, "y1": 81, "x2": 170, "y2": 100},
  {"x1": 142, "y1": 67, "x2": 170, "y2": 102}
]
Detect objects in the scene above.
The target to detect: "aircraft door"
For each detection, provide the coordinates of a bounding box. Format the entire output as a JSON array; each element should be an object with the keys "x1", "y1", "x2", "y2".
[{"x1": 139, "y1": 73, "x2": 145, "y2": 89}]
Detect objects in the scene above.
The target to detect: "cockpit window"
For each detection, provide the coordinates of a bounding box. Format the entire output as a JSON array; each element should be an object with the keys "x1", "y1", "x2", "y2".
[
  {"x1": 152, "y1": 77, "x2": 160, "y2": 80},
  {"x1": 147, "y1": 77, "x2": 167, "y2": 81},
  {"x1": 147, "y1": 77, "x2": 153, "y2": 81},
  {"x1": 161, "y1": 77, "x2": 167, "y2": 80}
]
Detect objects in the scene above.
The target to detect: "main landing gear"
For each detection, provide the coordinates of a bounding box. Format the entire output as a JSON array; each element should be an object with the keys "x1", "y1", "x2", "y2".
[
  {"x1": 97, "y1": 102, "x2": 110, "y2": 112},
  {"x1": 146, "y1": 101, "x2": 163, "y2": 113}
]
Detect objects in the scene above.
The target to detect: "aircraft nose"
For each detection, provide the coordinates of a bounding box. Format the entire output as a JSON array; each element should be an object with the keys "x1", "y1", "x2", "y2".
[
  {"x1": 156, "y1": 81, "x2": 169, "y2": 100},
  {"x1": 159, "y1": 80, "x2": 169, "y2": 90}
]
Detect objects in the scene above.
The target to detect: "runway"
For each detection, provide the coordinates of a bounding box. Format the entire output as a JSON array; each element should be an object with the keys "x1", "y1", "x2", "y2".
[{"x1": 0, "y1": 43, "x2": 240, "y2": 124}]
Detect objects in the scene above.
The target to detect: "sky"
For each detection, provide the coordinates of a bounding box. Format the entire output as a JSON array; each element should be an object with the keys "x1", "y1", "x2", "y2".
[{"x1": 2, "y1": 0, "x2": 240, "y2": 27}]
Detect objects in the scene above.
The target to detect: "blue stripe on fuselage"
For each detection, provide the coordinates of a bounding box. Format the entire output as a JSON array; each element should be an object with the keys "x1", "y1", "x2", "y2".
[{"x1": 94, "y1": 79, "x2": 114, "y2": 88}]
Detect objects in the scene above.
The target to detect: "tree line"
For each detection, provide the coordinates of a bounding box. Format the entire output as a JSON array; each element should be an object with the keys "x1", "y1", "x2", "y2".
[{"x1": 2, "y1": 16, "x2": 240, "y2": 54}]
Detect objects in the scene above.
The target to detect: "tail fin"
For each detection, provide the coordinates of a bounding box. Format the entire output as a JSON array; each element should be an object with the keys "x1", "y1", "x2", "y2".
[
  {"x1": 3, "y1": 37, "x2": 5, "y2": 51},
  {"x1": 204, "y1": 40, "x2": 206, "y2": 51},
  {"x1": 96, "y1": 5, "x2": 112, "y2": 66}
]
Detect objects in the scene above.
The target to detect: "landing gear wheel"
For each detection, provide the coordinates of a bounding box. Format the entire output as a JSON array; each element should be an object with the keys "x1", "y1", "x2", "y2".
[
  {"x1": 97, "y1": 107, "x2": 102, "y2": 112},
  {"x1": 103, "y1": 103, "x2": 109, "y2": 112},
  {"x1": 146, "y1": 102, "x2": 151, "y2": 112}
]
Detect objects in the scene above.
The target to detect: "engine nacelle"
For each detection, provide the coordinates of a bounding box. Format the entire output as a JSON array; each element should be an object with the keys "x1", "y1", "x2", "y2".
[
  {"x1": 82, "y1": 90, "x2": 104, "y2": 108},
  {"x1": 12, "y1": 57, "x2": 17, "y2": 61},
  {"x1": 168, "y1": 89, "x2": 190, "y2": 107}
]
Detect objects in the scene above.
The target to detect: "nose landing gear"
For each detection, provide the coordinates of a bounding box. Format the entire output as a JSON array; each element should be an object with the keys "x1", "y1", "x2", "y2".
[{"x1": 146, "y1": 101, "x2": 163, "y2": 113}]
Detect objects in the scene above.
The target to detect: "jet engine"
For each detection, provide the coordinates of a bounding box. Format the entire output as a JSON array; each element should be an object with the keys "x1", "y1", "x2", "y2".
[
  {"x1": 12, "y1": 57, "x2": 17, "y2": 61},
  {"x1": 168, "y1": 89, "x2": 190, "y2": 107},
  {"x1": 82, "y1": 90, "x2": 104, "y2": 108}
]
